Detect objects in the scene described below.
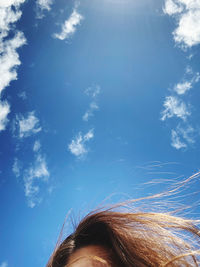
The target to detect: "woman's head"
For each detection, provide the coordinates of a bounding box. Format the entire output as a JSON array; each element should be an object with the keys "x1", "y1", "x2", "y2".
[
  {"x1": 47, "y1": 208, "x2": 200, "y2": 266},
  {"x1": 47, "y1": 172, "x2": 200, "y2": 266}
]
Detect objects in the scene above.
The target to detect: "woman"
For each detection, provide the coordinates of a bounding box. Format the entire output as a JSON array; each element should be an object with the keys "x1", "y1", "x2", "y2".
[{"x1": 47, "y1": 174, "x2": 200, "y2": 266}]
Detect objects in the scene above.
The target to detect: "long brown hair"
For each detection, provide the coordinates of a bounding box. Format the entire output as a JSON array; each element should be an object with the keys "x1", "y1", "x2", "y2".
[{"x1": 47, "y1": 173, "x2": 200, "y2": 266}]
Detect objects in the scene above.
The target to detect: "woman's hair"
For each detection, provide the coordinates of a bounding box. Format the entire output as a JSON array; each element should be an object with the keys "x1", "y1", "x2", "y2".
[{"x1": 47, "y1": 174, "x2": 200, "y2": 267}]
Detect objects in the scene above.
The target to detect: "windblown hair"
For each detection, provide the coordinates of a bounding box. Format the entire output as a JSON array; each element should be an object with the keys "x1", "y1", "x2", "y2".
[{"x1": 47, "y1": 174, "x2": 200, "y2": 267}]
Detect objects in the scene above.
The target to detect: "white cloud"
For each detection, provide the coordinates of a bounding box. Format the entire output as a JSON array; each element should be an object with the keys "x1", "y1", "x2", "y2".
[
  {"x1": 187, "y1": 53, "x2": 193, "y2": 60},
  {"x1": 53, "y1": 9, "x2": 83, "y2": 40},
  {"x1": 18, "y1": 91, "x2": 27, "y2": 100},
  {"x1": 13, "y1": 139, "x2": 50, "y2": 208},
  {"x1": 0, "y1": 0, "x2": 26, "y2": 131},
  {"x1": 83, "y1": 102, "x2": 99, "y2": 121},
  {"x1": 171, "y1": 124, "x2": 195, "y2": 149},
  {"x1": 174, "y1": 81, "x2": 192, "y2": 94},
  {"x1": 161, "y1": 96, "x2": 190, "y2": 121},
  {"x1": 24, "y1": 154, "x2": 49, "y2": 208},
  {"x1": 0, "y1": 3, "x2": 26, "y2": 94},
  {"x1": 17, "y1": 111, "x2": 42, "y2": 138},
  {"x1": 163, "y1": 0, "x2": 184, "y2": 15},
  {"x1": 178, "y1": 124, "x2": 195, "y2": 144},
  {"x1": 174, "y1": 9, "x2": 200, "y2": 48},
  {"x1": 84, "y1": 85, "x2": 101, "y2": 98},
  {"x1": 0, "y1": 1, "x2": 25, "y2": 37},
  {"x1": 12, "y1": 157, "x2": 21, "y2": 177},
  {"x1": 36, "y1": 0, "x2": 53, "y2": 18},
  {"x1": 163, "y1": 0, "x2": 200, "y2": 48},
  {"x1": 161, "y1": 67, "x2": 199, "y2": 149},
  {"x1": 0, "y1": 31, "x2": 26, "y2": 95},
  {"x1": 33, "y1": 140, "x2": 41, "y2": 152},
  {"x1": 0, "y1": 0, "x2": 25, "y2": 8},
  {"x1": 84, "y1": 129, "x2": 94, "y2": 141},
  {"x1": 185, "y1": 65, "x2": 192, "y2": 74},
  {"x1": 171, "y1": 129, "x2": 187, "y2": 149},
  {"x1": 47, "y1": 185, "x2": 55, "y2": 194},
  {"x1": 83, "y1": 85, "x2": 101, "y2": 121},
  {"x1": 173, "y1": 70, "x2": 200, "y2": 95},
  {"x1": 0, "y1": 261, "x2": 8, "y2": 267},
  {"x1": 0, "y1": 101, "x2": 10, "y2": 131},
  {"x1": 0, "y1": 7, "x2": 21, "y2": 39},
  {"x1": 36, "y1": 0, "x2": 53, "y2": 11},
  {"x1": 192, "y1": 71, "x2": 200, "y2": 83},
  {"x1": 172, "y1": 67, "x2": 199, "y2": 94},
  {"x1": 68, "y1": 129, "x2": 94, "y2": 158}
]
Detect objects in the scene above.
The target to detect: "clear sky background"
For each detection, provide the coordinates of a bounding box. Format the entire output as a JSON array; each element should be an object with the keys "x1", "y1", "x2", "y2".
[{"x1": 1, "y1": 0, "x2": 200, "y2": 266}]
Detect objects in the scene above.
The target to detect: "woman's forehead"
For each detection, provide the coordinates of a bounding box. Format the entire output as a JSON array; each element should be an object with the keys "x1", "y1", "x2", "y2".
[{"x1": 66, "y1": 245, "x2": 111, "y2": 267}]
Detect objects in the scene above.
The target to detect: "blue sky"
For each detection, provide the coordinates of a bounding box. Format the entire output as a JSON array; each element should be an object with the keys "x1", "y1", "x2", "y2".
[{"x1": 1, "y1": 0, "x2": 200, "y2": 266}]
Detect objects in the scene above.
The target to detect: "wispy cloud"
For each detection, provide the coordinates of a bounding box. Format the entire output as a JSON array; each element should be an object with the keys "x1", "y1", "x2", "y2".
[
  {"x1": 171, "y1": 129, "x2": 187, "y2": 150},
  {"x1": 173, "y1": 81, "x2": 192, "y2": 95},
  {"x1": 15, "y1": 111, "x2": 42, "y2": 138},
  {"x1": 36, "y1": 0, "x2": 53, "y2": 18},
  {"x1": 173, "y1": 69, "x2": 200, "y2": 95},
  {"x1": 69, "y1": 85, "x2": 100, "y2": 158},
  {"x1": 68, "y1": 129, "x2": 94, "y2": 158},
  {"x1": 0, "y1": 101, "x2": 10, "y2": 131},
  {"x1": 161, "y1": 67, "x2": 200, "y2": 149},
  {"x1": 161, "y1": 95, "x2": 190, "y2": 121},
  {"x1": 163, "y1": 0, "x2": 200, "y2": 48},
  {"x1": 0, "y1": 0, "x2": 26, "y2": 132},
  {"x1": 0, "y1": 1, "x2": 25, "y2": 36},
  {"x1": 53, "y1": 9, "x2": 83, "y2": 40},
  {"x1": 36, "y1": 0, "x2": 53, "y2": 11},
  {"x1": 13, "y1": 140, "x2": 50, "y2": 208},
  {"x1": 83, "y1": 85, "x2": 101, "y2": 121},
  {"x1": 0, "y1": 261, "x2": 8, "y2": 267},
  {"x1": 161, "y1": 68, "x2": 199, "y2": 121},
  {"x1": 83, "y1": 102, "x2": 99, "y2": 121},
  {"x1": 24, "y1": 154, "x2": 49, "y2": 208},
  {"x1": 84, "y1": 85, "x2": 101, "y2": 98},
  {"x1": 178, "y1": 125, "x2": 195, "y2": 144},
  {"x1": 33, "y1": 140, "x2": 41, "y2": 152},
  {"x1": 163, "y1": 0, "x2": 183, "y2": 15},
  {"x1": 171, "y1": 125, "x2": 195, "y2": 150},
  {"x1": 0, "y1": 31, "x2": 26, "y2": 95},
  {"x1": 18, "y1": 91, "x2": 27, "y2": 100},
  {"x1": 12, "y1": 158, "x2": 21, "y2": 177}
]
